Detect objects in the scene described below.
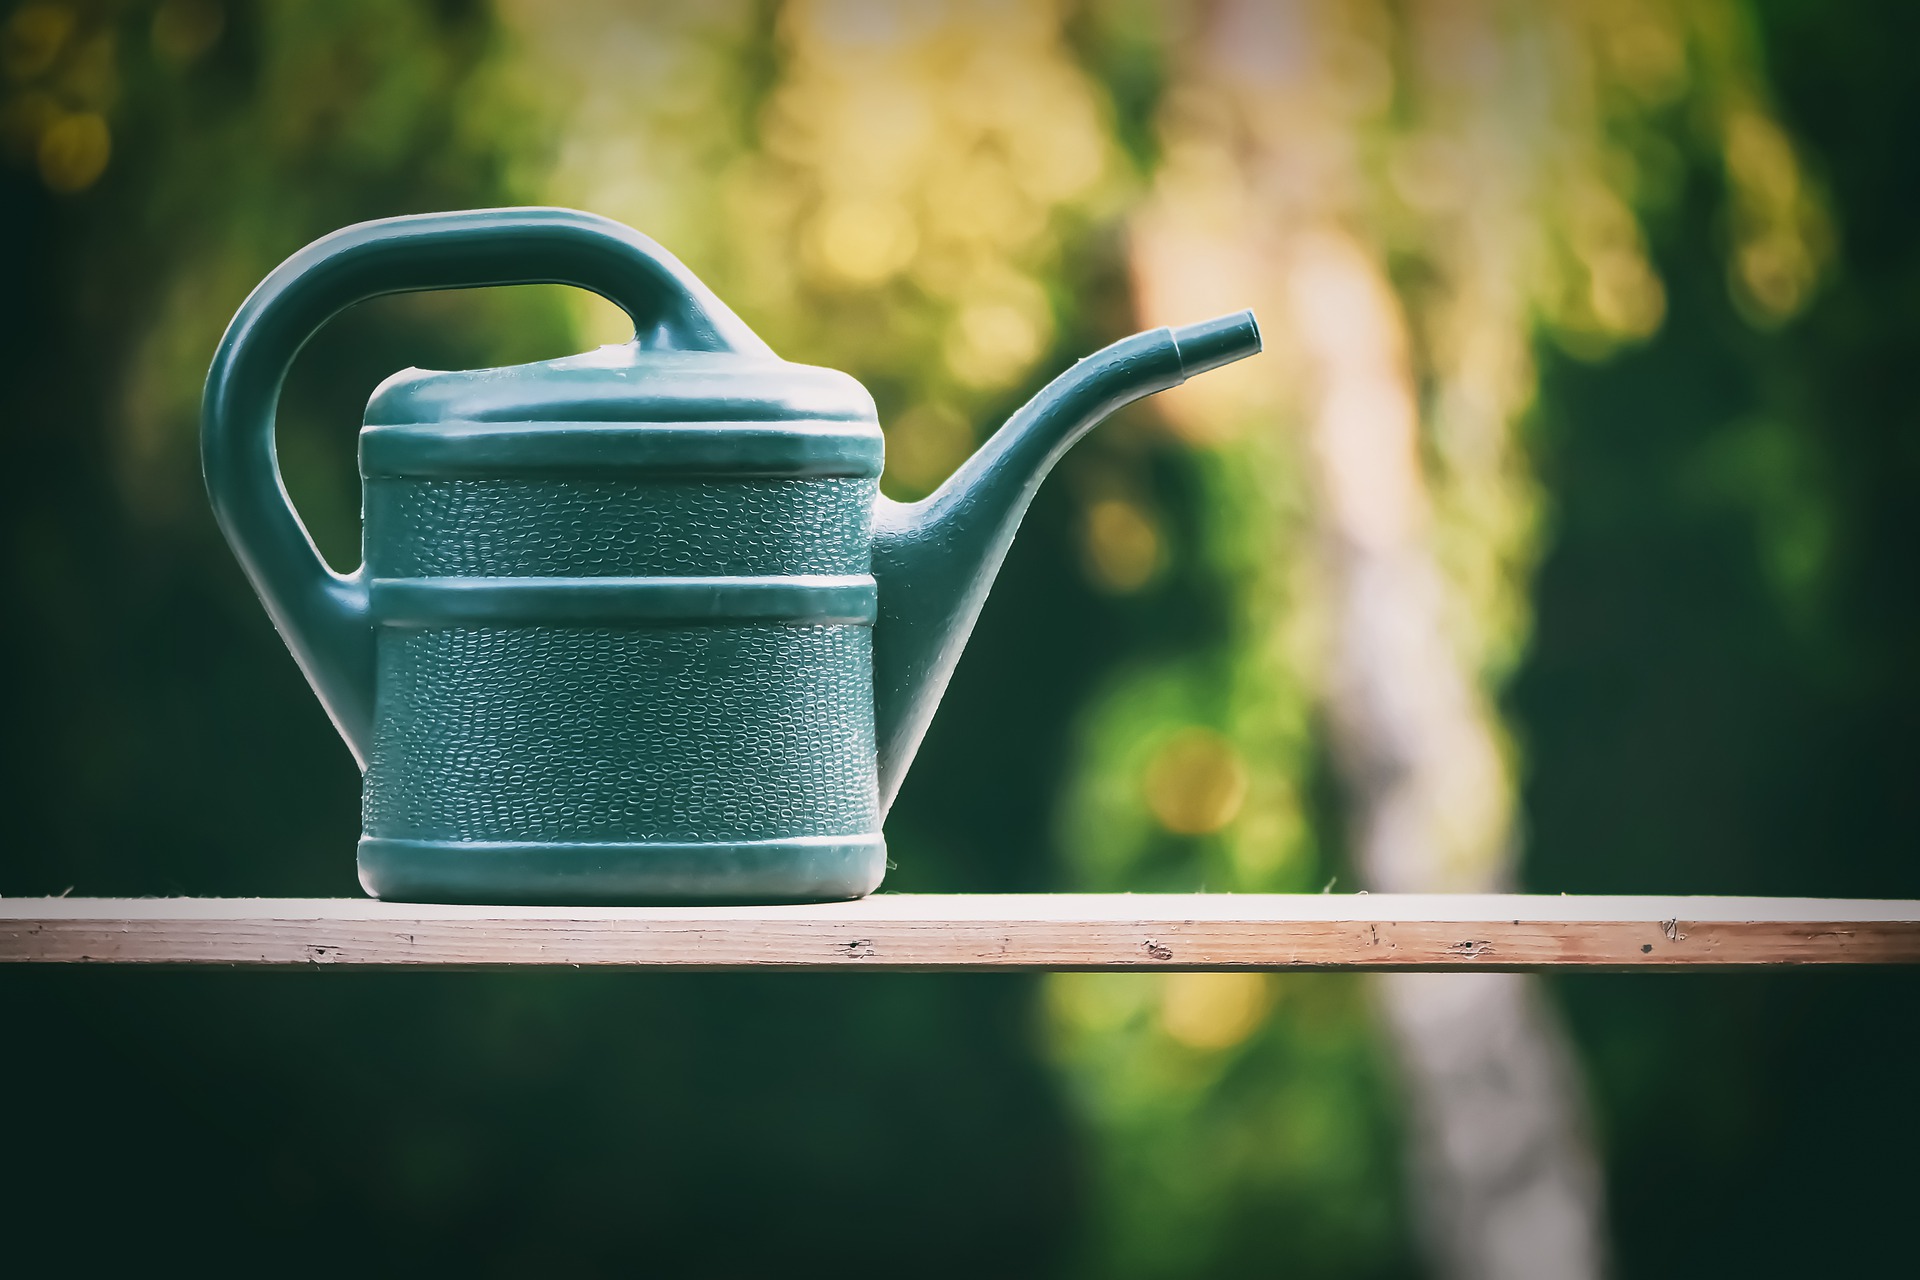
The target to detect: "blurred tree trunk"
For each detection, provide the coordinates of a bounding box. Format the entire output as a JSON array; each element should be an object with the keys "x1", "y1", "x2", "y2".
[{"x1": 1287, "y1": 228, "x2": 1609, "y2": 1280}]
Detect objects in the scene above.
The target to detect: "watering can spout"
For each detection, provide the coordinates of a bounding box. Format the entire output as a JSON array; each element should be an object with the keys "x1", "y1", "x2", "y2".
[
  {"x1": 870, "y1": 310, "x2": 1262, "y2": 812},
  {"x1": 1161, "y1": 310, "x2": 1269, "y2": 379}
]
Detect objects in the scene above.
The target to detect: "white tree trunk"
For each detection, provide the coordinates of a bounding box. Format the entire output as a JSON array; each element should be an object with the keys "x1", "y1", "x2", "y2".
[{"x1": 1289, "y1": 229, "x2": 1609, "y2": 1280}]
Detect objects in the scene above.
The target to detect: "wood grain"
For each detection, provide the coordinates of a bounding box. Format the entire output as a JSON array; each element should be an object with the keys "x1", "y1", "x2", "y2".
[{"x1": 2, "y1": 895, "x2": 1916, "y2": 969}]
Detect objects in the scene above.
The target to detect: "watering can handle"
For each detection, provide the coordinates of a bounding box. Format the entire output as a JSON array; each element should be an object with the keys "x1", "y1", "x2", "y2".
[{"x1": 201, "y1": 207, "x2": 770, "y2": 769}]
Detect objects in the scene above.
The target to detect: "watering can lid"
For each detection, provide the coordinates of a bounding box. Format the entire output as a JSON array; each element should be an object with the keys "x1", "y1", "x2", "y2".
[
  {"x1": 364, "y1": 342, "x2": 880, "y2": 428},
  {"x1": 360, "y1": 342, "x2": 884, "y2": 478}
]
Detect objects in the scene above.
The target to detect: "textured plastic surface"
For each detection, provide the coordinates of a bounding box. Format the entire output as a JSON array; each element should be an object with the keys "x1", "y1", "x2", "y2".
[
  {"x1": 203, "y1": 205, "x2": 1261, "y2": 904},
  {"x1": 366, "y1": 625, "x2": 877, "y2": 840},
  {"x1": 363, "y1": 477, "x2": 874, "y2": 578}
]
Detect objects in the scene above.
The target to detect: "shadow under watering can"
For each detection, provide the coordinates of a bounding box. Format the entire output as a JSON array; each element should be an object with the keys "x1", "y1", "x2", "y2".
[{"x1": 202, "y1": 207, "x2": 1261, "y2": 904}]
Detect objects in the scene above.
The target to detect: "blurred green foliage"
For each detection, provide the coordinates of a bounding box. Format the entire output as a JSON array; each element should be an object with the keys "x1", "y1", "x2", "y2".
[{"x1": 1, "y1": 1, "x2": 1915, "y2": 1275}]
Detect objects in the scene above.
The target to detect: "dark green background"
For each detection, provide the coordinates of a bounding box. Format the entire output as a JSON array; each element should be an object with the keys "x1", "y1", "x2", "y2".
[{"x1": 2, "y1": 2, "x2": 1914, "y2": 1273}]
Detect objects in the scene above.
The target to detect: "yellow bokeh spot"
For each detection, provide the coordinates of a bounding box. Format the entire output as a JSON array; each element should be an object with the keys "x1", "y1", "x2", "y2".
[
  {"x1": 1082, "y1": 496, "x2": 1162, "y2": 593},
  {"x1": 1725, "y1": 109, "x2": 1801, "y2": 209},
  {"x1": 1737, "y1": 234, "x2": 1813, "y2": 322},
  {"x1": 1046, "y1": 971, "x2": 1155, "y2": 1037},
  {"x1": 1586, "y1": 247, "x2": 1666, "y2": 338},
  {"x1": 1227, "y1": 828, "x2": 1288, "y2": 879},
  {"x1": 37, "y1": 109, "x2": 108, "y2": 193},
  {"x1": 1159, "y1": 972, "x2": 1272, "y2": 1051},
  {"x1": 807, "y1": 197, "x2": 919, "y2": 287},
  {"x1": 926, "y1": 154, "x2": 1038, "y2": 248},
  {"x1": 1228, "y1": 778, "x2": 1307, "y2": 882},
  {"x1": 1143, "y1": 727, "x2": 1248, "y2": 836},
  {"x1": 3, "y1": 3, "x2": 75, "y2": 81},
  {"x1": 152, "y1": 0, "x2": 226, "y2": 66},
  {"x1": 1603, "y1": 16, "x2": 1687, "y2": 106},
  {"x1": 1011, "y1": 107, "x2": 1105, "y2": 204},
  {"x1": 945, "y1": 298, "x2": 1045, "y2": 388}
]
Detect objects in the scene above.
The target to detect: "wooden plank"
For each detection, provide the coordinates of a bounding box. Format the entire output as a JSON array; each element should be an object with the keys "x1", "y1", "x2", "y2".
[{"x1": 1, "y1": 895, "x2": 1916, "y2": 970}]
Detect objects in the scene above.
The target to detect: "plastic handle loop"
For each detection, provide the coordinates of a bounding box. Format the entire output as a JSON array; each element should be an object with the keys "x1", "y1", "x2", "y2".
[{"x1": 201, "y1": 207, "x2": 769, "y2": 768}]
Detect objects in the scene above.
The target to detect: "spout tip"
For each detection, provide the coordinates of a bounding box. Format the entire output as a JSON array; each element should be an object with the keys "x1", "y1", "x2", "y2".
[{"x1": 1170, "y1": 309, "x2": 1263, "y2": 379}]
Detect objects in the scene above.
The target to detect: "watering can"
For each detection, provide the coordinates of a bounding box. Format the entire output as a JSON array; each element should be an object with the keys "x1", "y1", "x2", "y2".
[{"x1": 203, "y1": 208, "x2": 1261, "y2": 904}]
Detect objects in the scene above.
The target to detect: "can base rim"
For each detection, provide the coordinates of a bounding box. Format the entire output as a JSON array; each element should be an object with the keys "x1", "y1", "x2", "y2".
[{"x1": 358, "y1": 834, "x2": 886, "y2": 905}]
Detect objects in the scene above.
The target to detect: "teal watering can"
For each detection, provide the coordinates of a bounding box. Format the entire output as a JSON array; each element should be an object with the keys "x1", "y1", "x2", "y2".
[{"x1": 203, "y1": 208, "x2": 1261, "y2": 904}]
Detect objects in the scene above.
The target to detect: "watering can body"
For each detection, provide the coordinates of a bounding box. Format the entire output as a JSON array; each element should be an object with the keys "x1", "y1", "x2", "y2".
[
  {"x1": 203, "y1": 208, "x2": 1259, "y2": 904},
  {"x1": 355, "y1": 351, "x2": 888, "y2": 902}
]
